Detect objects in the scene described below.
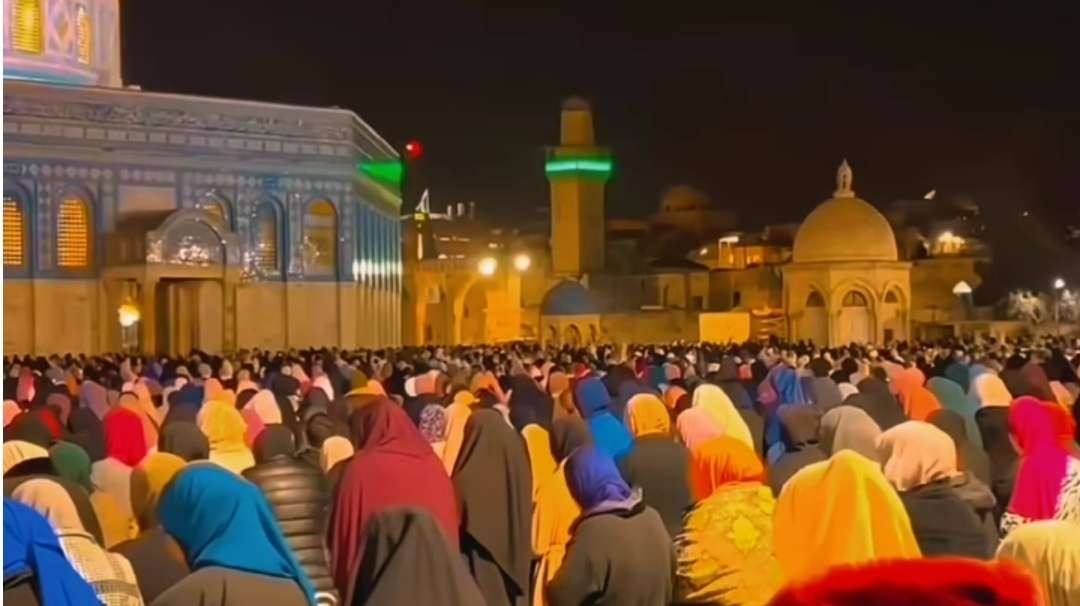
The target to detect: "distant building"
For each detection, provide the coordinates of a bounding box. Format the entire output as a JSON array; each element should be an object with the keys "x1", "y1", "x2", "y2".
[
  {"x1": 3, "y1": 0, "x2": 404, "y2": 354},
  {"x1": 403, "y1": 99, "x2": 988, "y2": 346}
]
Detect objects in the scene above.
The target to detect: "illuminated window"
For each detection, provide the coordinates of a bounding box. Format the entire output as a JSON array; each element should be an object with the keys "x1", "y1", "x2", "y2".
[
  {"x1": 842, "y1": 291, "x2": 869, "y2": 307},
  {"x1": 4, "y1": 197, "x2": 25, "y2": 266},
  {"x1": 303, "y1": 200, "x2": 337, "y2": 275},
  {"x1": 253, "y1": 202, "x2": 279, "y2": 271},
  {"x1": 76, "y1": 4, "x2": 92, "y2": 64},
  {"x1": 806, "y1": 291, "x2": 825, "y2": 307},
  {"x1": 12, "y1": 0, "x2": 43, "y2": 54},
  {"x1": 884, "y1": 290, "x2": 900, "y2": 304},
  {"x1": 56, "y1": 197, "x2": 91, "y2": 268}
]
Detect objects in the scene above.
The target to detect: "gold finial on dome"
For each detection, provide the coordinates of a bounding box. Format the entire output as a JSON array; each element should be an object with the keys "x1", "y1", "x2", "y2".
[{"x1": 834, "y1": 159, "x2": 855, "y2": 197}]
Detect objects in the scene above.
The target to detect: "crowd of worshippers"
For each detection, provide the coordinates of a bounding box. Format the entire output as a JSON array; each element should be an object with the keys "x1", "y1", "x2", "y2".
[{"x1": 2, "y1": 335, "x2": 1079, "y2": 606}]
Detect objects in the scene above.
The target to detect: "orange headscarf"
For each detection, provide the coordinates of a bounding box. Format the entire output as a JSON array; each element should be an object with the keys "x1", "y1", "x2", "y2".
[
  {"x1": 440, "y1": 393, "x2": 475, "y2": 474},
  {"x1": 893, "y1": 368, "x2": 942, "y2": 421},
  {"x1": 663, "y1": 386, "x2": 688, "y2": 411},
  {"x1": 774, "y1": 450, "x2": 921, "y2": 583},
  {"x1": 626, "y1": 394, "x2": 671, "y2": 438},
  {"x1": 690, "y1": 436, "x2": 765, "y2": 500},
  {"x1": 119, "y1": 388, "x2": 159, "y2": 452}
]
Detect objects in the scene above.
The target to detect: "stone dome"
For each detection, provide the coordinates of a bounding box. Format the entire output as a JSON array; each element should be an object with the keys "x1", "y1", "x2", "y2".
[
  {"x1": 541, "y1": 280, "x2": 599, "y2": 316},
  {"x1": 659, "y1": 185, "x2": 710, "y2": 214},
  {"x1": 792, "y1": 161, "x2": 898, "y2": 264}
]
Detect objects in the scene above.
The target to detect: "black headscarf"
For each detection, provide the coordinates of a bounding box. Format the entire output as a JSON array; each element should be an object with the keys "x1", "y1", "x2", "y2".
[
  {"x1": 252, "y1": 424, "x2": 296, "y2": 464},
  {"x1": 157, "y1": 422, "x2": 209, "y2": 462},
  {"x1": 1000, "y1": 368, "x2": 1037, "y2": 400},
  {"x1": 974, "y1": 406, "x2": 1017, "y2": 518},
  {"x1": 549, "y1": 417, "x2": 590, "y2": 462},
  {"x1": 349, "y1": 508, "x2": 485, "y2": 606},
  {"x1": 162, "y1": 385, "x2": 202, "y2": 426},
  {"x1": 768, "y1": 406, "x2": 827, "y2": 496},
  {"x1": 928, "y1": 409, "x2": 992, "y2": 488},
  {"x1": 3, "y1": 412, "x2": 55, "y2": 448},
  {"x1": 807, "y1": 377, "x2": 844, "y2": 411},
  {"x1": 854, "y1": 377, "x2": 908, "y2": 430},
  {"x1": 507, "y1": 375, "x2": 554, "y2": 432},
  {"x1": 451, "y1": 409, "x2": 532, "y2": 604},
  {"x1": 66, "y1": 408, "x2": 106, "y2": 462}
]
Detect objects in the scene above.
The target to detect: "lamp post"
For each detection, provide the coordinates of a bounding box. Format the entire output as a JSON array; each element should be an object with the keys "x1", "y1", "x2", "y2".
[{"x1": 1053, "y1": 277, "x2": 1065, "y2": 336}]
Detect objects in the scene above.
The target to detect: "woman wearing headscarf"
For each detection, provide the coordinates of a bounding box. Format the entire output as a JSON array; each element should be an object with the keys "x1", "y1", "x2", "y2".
[
  {"x1": 4, "y1": 410, "x2": 57, "y2": 449},
  {"x1": 892, "y1": 367, "x2": 942, "y2": 422},
  {"x1": 617, "y1": 393, "x2": 691, "y2": 538},
  {"x1": 198, "y1": 399, "x2": 255, "y2": 474},
  {"x1": 675, "y1": 436, "x2": 782, "y2": 605},
  {"x1": 928, "y1": 408, "x2": 993, "y2": 487},
  {"x1": 532, "y1": 417, "x2": 588, "y2": 606},
  {"x1": 691, "y1": 384, "x2": 754, "y2": 451},
  {"x1": 121, "y1": 383, "x2": 161, "y2": 451},
  {"x1": 767, "y1": 557, "x2": 1042, "y2": 606},
  {"x1": 3, "y1": 440, "x2": 53, "y2": 477},
  {"x1": 67, "y1": 407, "x2": 106, "y2": 463},
  {"x1": 90, "y1": 407, "x2": 147, "y2": 522},
  {"x1": 329, "y1": 397, "x2": 459, "y2": 602},
  {"x1": 929, "y1": 377, "x2": 983, "y2": 451},
  {"x1": 157, "y1": 421, "x2": 209, "y2": 462},
  {"x1": 508, "y1": 374, "x2": 555, "y2": 431},
  {"x1": 1000, "y1": 396, "x2": 1080, "y2": 536},
  {"x1": 547, "y1": 371, "x2": 578, "y2": 421},
  {"x1": 774, "y1": 450, "x2": 921, "y2": 583},
  {"x1": 760, "y1": 366, "x2": 808, "y2": 462},
  {"x1": 4, "y1": 399, "x2": 21, "y2": 427},
  {"x1": 1022, "y1": 362, "x2": 1058, "y2": 403},
  {"x1": 853, "y1": 376, "x2": 907, "y2": 430},
  {"x1": 49, "y1": 441, "x2": 132, "y2": 548},
  {"x1": 1002, "y1": 364, "x2": 1038, "y2": 400},
  {"x1": 240, "y1": 389, "x2": 282, "y2": 448},
  {"x1": 877, "y1": 421, "x2": 995, "y2": 558},
  {"x1": 574, "y1": 377, "x2": 634, "y2": 461},
  {"x1": 440, "y1": 391, "x2": 475, "y2": 474},
  {"x1": 975, "y1": 402, "x2": 1019, "y2": 523},
  {"x1": 3, "y1": 499, "x2": 101, "y2": 606},
  {"x1": 418, "y1": 403, "x2": 449, "y2": 457},
  {"x1": 113, "y1": 453, "x2": 190, "y2": 603},
  {"x1": 547, "y1": 445, "x2": 673, "y2": 606},
  {"x1": 806, "y1": 375, "x2": 843, "y2": 412},
  {"x1": 153, "y1": 463, "x2": 316, "y2": 606},
  {"x1": 243, "y1": 425, "x2": 336, "y2": 604},
  {"x1": 319, "y1": 436, "x2": 353, "y2": 473},
  {"x1": 453, "y1": 409, "x2": 532, "y2": 606},
  {"x1": 971, "y1": 372, "x2": 1013, "y2": 408},
  {"x1": 511, "y1": 402, "x2": 557, "y2": 508},
  {"x1": 818, "y1": 405, "x2": 883, "y2": 462},
  {"x1": 997, "y1": 520, "x2": 1080, "y2": 606},
  {"x1": 11, "y1": 478, "x2": 143, "y2": 605},
  {"x1": 768, "y1": 406, "x2": 827, "y2": 496},
  {"x1": 348, "y1": 508, "x2": 484, "y2": 605},
  {"x1": 675, "y1": 406, "x2": 724, "y2": 451}
]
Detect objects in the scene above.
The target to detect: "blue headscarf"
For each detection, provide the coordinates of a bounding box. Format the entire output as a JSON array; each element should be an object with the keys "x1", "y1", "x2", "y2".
[
  {"x1": 4, "y1": 499, "x2": 101, "y2": 606},
  {"x1": 158, "y1": 463, "x2": 316, "y2": 604},
  {"x1": 765, "y1": 366, "x2": 809, "y2": 464},
  {"x1": 575, "y1": 377, "x2": 635, "y2": 460},
  {"x1": 565, "y1": 445, "x2": 639, "y2": 514}
]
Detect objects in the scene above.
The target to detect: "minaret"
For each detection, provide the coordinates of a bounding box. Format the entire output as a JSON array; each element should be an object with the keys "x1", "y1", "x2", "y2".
[{"x1": 546, "y1": 97, "x2": 611, "y2": 276}]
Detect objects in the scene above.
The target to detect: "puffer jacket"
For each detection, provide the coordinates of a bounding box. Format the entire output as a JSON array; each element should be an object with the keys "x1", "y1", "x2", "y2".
[{"x1": 243, "y1": 455, "x2": 337, "y2": 604}]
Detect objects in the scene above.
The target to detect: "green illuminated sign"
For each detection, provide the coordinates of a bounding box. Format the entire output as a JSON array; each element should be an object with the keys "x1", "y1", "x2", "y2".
[
  {"x1": 544, "y1": 157, "x2": 613, "y2": 179},
  {"x1": 359, "y1": 160, "x2": 404, "y2": 189}
]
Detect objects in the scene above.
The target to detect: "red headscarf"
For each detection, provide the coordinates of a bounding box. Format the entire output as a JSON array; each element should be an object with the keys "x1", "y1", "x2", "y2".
[
  {"x1": 1007, "y1": 396, "x2": 1074, "y2": 520},
  {"x1": 327, "y1": 397, "x2": 458, "y2": 601},
  {"x1": 103, "y1": 407, "x2": 148, "y2": 467}
]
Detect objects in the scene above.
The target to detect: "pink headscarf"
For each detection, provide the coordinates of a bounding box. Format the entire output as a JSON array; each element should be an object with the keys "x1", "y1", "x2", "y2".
[
  {"x1": 4, "y1": 400, "x2": 22, "y2": 427},
  {"x1": 241, "y1": 389, "x2": 282, "y2": 446},
  {"x1": 1007, "y1": 396, "x2": 1075, "y2": 520},
  {"x1": 312, "y1": 375, "x2": 334, "y2": 401},
  {"x1": 676, "y1": 407, "x2": 725, "y2": 451},
  {"x1": 16, "y1": 368, "x2": 35, "y2": 403}
]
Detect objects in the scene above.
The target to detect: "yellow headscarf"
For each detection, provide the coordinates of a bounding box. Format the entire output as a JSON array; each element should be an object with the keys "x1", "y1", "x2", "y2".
[
  {"x1": 197, "y1": 400, "x2": 255, "y2": 474},
  {"x1": 626, "y1": 394, "x2": 671, "y2": 438},
  {"x1": 3, "y1": 440, "x2": 50, "y2": 475},
  {"x1": 997, "y1": 520, "x2": 1080, "y2": 606},
  {"x1": 130, "y1": 452, "x2": 186, "y2": 529},
  {"x1": 531, "y1": 460, "x2": 582, "y2": 606},
  {"x1": 692, "y1": 384, "x2": 754, "y2": 450},
  {"x1": 522, "y1": 424, "x2": 557, "y2": 502},
  {"x1": 774, "y1": 450, "x2": 921, "y2": 583},
  {"x1": 320, "y1": 436, "x2": 355, "y2": 472},
  {"x1": 440, "y1": 396, "x2": 474, "y2": 474}
]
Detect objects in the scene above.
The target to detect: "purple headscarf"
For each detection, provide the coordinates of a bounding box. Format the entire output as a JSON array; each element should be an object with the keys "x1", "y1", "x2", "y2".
[{"x1": 565, "y1": 444, "x2": 640, "y2": 515}]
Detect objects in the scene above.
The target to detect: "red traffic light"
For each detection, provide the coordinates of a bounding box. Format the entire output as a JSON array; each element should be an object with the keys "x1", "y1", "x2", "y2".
[{"x1": 404, "y1": 140, "x2": 423, "y2": 160}]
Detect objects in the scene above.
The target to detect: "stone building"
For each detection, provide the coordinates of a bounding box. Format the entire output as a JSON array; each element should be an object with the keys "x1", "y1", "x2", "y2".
[
  {"x1": 3, "y1": 0, "x2": 404, "y2": 355},
  {"x1": 402, "y1": 99, "x2": 987, "y2": 347}
]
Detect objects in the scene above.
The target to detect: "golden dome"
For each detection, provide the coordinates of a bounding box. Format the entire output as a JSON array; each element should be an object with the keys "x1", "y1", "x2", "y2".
[{"x1": 792, "y1": 161, "x2": 898, "y2": 264}]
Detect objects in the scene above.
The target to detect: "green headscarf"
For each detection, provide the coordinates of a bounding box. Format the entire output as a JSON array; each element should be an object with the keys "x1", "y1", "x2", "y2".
[{"x1": 48, "y1": 441, "x2": 93, "y2": 491}]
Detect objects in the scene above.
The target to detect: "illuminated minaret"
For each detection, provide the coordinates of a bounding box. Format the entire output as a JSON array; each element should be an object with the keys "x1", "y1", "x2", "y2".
[{"x1": 546, "y1": 97, "x2": 611, "y2": 276}]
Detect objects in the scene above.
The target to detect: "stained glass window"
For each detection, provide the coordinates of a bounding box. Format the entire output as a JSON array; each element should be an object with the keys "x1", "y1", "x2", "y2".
[
  {"x1": 842, "y1": 291, "x2": 869, "y2": 307},
  {"x1": 304, "y1": 200, "x2": 337, "y2": 275},
  {"x1": 4, "y1": 197, "x2": 25, "y2": 266},
  {"x1": 253, "y1": 202, "x2": 279, "y2": 271},
  {"x1": 12, "y1": 0, "x2": 43, "y2": 54},
  {"x1": 56, "y1": 197, "x2": 90, "y2": 268},
  {"x1": 76, "y1": 4, "x2": 92, "y2": 64}
]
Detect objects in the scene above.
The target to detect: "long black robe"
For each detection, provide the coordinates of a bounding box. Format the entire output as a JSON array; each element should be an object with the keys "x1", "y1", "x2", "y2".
[
  {"x1": 617, "y1": 435, "x2": 691, "y2": 538},
  {"x1": 768, "y1": 406, "x2": 827, "y2": 496},
  {"x1": 974, "y1": 406, "x2": 1017, "y2": 522},
  {"x1": 853, "y1": 378, "x2": 908, "y2": 430},
  {"x1": 899, "y1": 480, "x2": 994, "y2": 559}
]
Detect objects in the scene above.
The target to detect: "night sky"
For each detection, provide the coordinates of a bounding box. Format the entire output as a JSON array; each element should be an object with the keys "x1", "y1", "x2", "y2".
[{"x1": 122, "y1": 2, "x2": 1079, "y2": 290}]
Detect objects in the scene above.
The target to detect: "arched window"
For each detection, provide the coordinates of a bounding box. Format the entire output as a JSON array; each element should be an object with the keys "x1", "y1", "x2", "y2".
[
  {"x1": 199, "y1": 196, "x2": 229, "y2": 227},
  {"x1": 76, "y1": 4, "x2": 92, "y2": 64},
  {"x1": 252, "y1": 201, "x2": 279, "y2": 272},
  {"x1": 806, "y1": 291, "x2": 826, "y2": 307},
  {"x1": 884, "y1": 290, "x2": 900, "y2": 304},
  {"x1": 56, "y1": 196, "x2": 91, "y2": 268},
  {"x1": 12, "y1": 0, "x2": 43, "y2": 54},
  {"x1": 842, "y1": 291, "x2": 869, "y2": 307},
  {"x1": 4, "y1": 196, "x2": 26, "y2": 267},
  {"x1": 304, "y1": 199, "x2": 337, "y2": 275}
]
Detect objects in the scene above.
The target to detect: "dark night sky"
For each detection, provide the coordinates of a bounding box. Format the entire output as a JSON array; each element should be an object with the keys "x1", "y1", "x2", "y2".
[{"x1": 122, "y1": 2, "x2": 1079, "y2": 289}]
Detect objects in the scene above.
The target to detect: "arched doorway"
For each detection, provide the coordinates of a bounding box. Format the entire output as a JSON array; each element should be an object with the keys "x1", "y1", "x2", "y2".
[
  {"x1": 837, "y1": 290, "x2": 872, "y2": 344},
  {"x1": 880, "y1": 288, "x2": 905, "y2": 344},
  {"x1": 563, "y1": 324, "x2": 582, "y2": 347},
  {"x1": 801, "y1": 290, "x2": 828, "y2": 345},
  {"x1": 460, "y1": 282, "x2": 488, "y2": 345}
]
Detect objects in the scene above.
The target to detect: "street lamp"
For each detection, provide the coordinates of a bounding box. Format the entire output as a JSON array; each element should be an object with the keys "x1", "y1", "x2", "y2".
[
  {"x1": 1053, "y1": 277, "x2": 1066, "y2": 334},
  {"x1": 512, "y1": 252, "x2": 531, "y2": 272},
  {"x1": 477, "y1": 256, "x2": 498, "y2": 277},
  {"x1": 1053, "y1": 277, "x2": 1066, "y2": 291}
]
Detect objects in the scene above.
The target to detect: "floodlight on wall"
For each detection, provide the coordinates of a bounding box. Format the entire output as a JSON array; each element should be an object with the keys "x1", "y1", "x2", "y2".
[
  {"x1": 117, "y1": 301, "x2": 141, "y2": 327},
  {"x1": 513, "y1": 253, "x2": 532, "y2": 272},
  {"x1": 477, "y1": 256, "x2": 498, "y2": 276}
]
